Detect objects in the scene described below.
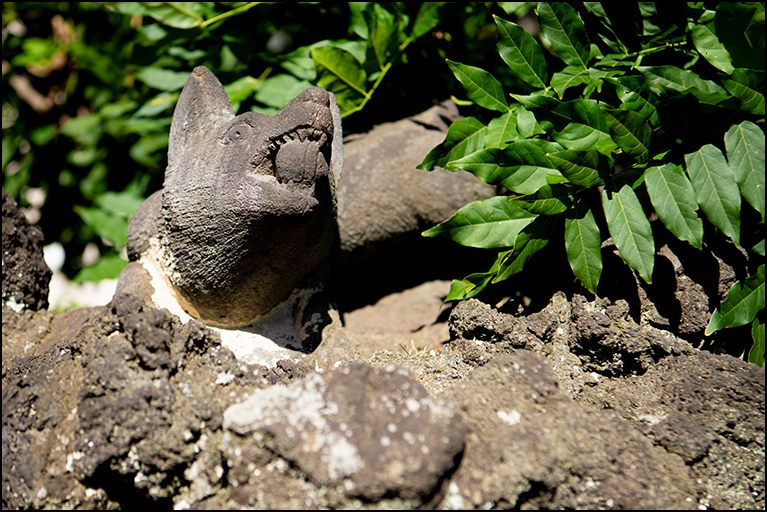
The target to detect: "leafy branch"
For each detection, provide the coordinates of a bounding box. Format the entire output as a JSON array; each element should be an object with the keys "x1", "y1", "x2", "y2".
[{"x1": 419, "y1": 2, "x2": 765, "y2": 366}]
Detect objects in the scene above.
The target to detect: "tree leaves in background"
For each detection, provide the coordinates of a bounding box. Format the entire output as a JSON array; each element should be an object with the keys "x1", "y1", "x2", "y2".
[
  {"x1": 685, "y1": 145, "x2": 742, "y2": 246},
  {"x1": 135, "y1": 68, "x2": 192, "y2": 91},
  {"x1": 495, "y1": 15, "x2": 548, "y2": 89},
  {"x1": 645, "y1": 164, "x2": 703, "y2": 249},
  {"x1": 311, "y1": 46, "x2": 367, "y2": 115},
  {"x1": 723, "y1": 69, "x2": 765, "y2": 115},
  {"x1": 602, "y1": 184, "x2": 655, "y2": 283},
  {"x1": 715, "y1": 2, "x2": 765, "y2": 71},
  {"x1": 725, "y1": 121, "x2": 765, "y2": 221},
  {"x1": 536, "y1": 2, "x2": 590, "y2": 69}
]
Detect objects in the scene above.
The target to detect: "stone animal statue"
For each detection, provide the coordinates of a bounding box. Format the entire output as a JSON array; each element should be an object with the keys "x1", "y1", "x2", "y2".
[
  {"x1": 116, "y1": 66, "x2": 495, "y2": 365},
  {"x1": 116, "y1": 66, "x2": 344, "y2": 360}
]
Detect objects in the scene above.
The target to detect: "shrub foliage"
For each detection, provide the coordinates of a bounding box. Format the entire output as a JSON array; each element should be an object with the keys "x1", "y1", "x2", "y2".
[{"x1": 418, "y1": 2, "x2": 765, "y2": 365}]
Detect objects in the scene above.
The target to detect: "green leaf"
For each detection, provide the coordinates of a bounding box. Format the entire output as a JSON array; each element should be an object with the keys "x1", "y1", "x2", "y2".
[
  {"x1": 495, "y1": 15, "x2": 548, "y2": 89},
  {"x1": 614, "y1": 85, "x2": 660, "y2": 126},
  {"x1": 135, "y1": 67, "x2": 191, "y2": 91},
  {"x1": 254, "y1": 75, "x2": 314, "y2": 109},
  {"x1": 311, "y1": 46, "x2": 367, "y2": 115},
  {"x1": 495, "y1": 214, "x2": 560, "y2": 281},
  {"x1": 690, "y1": 20, "x2": 735, "y2": 74},
  {"x1": 517, "y1": 97, "x2": 617, "y2": 154},
  {"x1": 95, "y1": 191, "x2": 144, "y2": 219},
  {"x1": 412, "y1": 2, "x2": 443, "y2": 38},
  {"x1": 486, "y1": 111, "x2": 520, "y2": 148},
  {"x1": 446, "y1": 60, "x2": 509, "y2": 112},
  {"x1": 444, "y1": 249, "x2": 512, "y2": 301},
  {"x1": 644, "y1": 164, "x2": 704, "y2": 249},
  {"x1": 706, "y1": 264, "x2": 765, "y2": 334},
  {"x1": 565, "y1": 201, "x2": 602, "y2": 294},
  {"x1": 638, "y1": 66, "x2": 731, "y2": 105},
  {"x1": 133, "y1": 92, "x2": 179, "y2": 118},
  {"x1": 602, "y1": 184, "x2": 655, "y2": 283},
  {"x1": 73, "y1": 254, "x2": 129, "y2": 284},
  {"x1": 422, "y1": 196, "x2": 538, "y2": 249},
  {"x1": 547, "y1": 149, "x2": 609, "y2": 188},
  {"x1": 551, "y1": 66, "x2": 592, "y2": 98},
  {"x1": 725, "y1": 121, "x2": 765, "y2": 221},
  {"x1": 751, "y1": 316, "x2": 765, "y2": 367},
  {"x1": 113, "y1": 2, "x2": 207, "y2": 29},
  {"x1": 74, "y1": 206, "x2": 128, "y2": 248},
  {"x1": 366, "y1": 3, "x2": 397, "y2": 70},
  {"x1": 510, "y1": 184, "x2": 573, "y2": 216},
  {"x1": 685, "y1": 145, "x2": 742, "y2": 246},
  {"x1": 417, "y1": 117, "x2": 487, "y2": 170},
  {"x1": 602, "y1": 108, "x2": 652, "y2": 161},
  {"x1": 723, "y1": 69, "x2": 765, "y2": 115},
  {"x1": 447, "y1": 142, "x2": 563, "y2": 194},
  {"x1": 536, "y1": 2, "x2": 590, "y2": 69},
  {"x1": 716, "y1": 2, "x2": 765, "y2": 71}
]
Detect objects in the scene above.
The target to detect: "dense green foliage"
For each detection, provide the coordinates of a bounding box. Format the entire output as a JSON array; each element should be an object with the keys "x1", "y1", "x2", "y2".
[
  {"x1": 2, "y1": 1, "x2": 521, "y2": 280},
  {"x1": 418, "y1": 2, "x2": 765, "y2": 365}
]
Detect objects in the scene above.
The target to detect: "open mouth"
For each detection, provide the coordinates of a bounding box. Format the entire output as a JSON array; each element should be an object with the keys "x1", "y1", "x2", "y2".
[{"x1": 266, "y1": 125, "x2": 332, "y2": 186}]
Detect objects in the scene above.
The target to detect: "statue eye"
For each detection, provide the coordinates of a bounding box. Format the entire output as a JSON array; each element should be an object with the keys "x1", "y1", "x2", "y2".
[{"x1": 226, "y1": 123, "x2": 249, "y2": 143}]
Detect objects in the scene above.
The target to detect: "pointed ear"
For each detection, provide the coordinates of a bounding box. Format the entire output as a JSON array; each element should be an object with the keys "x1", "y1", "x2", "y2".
[{"x1": 167, "y1": 66, "x2": 235, "y2": 175}]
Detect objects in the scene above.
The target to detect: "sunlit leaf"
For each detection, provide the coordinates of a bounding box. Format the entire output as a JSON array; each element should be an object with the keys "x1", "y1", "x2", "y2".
[
  {"x1": 644, "y1": 164, "x2": 703, "y2": 248},
  {"x1": 495, "y1": 15, "x2": 548, "y2": 89},
  {"x1": 486, "y1": 111, "x2": 520, "y2": 148},
  {"x1": 547, "y1": 149, "x2": 609, "y2": 188},
  {"x1": 418, "y1": 117, "x2": 487, "y2": 170},
  {"x1": 725, "y1": 121, "x2": 765, "y2": 220},
  {"x1": 685, "y1": 145, "x2": 742, "y2": 246},
  {"x1": 537, "y1": 2, "x2": 590, "y2": 69},
  {"x1": 422, "y1": 196, "x2": 538, "y2": 249},
  {"x1": 447, "y1": 60, "x2": 509, "y2": 112},
  {"x1": 706, "y1": 265, "x2": 765, "y2": 334},
  {"x1": 565, "y1": 199, "x2": 602, "y2": 294},
  {"x1": 602, "y1": 184, "x2": 655, "y2": 283}
]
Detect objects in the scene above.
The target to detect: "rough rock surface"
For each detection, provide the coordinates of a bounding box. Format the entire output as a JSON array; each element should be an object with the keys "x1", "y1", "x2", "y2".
[
  {"x1": 2, "y1": 188, "x2": 51, "y2": 311},
  {"x1": 335, "y1": 100, "x2": 496, "y2": 268}
]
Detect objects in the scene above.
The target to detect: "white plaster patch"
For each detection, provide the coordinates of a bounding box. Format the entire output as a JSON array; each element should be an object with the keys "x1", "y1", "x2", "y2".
[{"x1": 497, "y1": 409, "x2": 521, "y2": 426}]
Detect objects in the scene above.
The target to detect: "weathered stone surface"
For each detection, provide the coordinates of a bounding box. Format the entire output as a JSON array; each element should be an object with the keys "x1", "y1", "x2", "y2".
[
  {"x1": 222, "y1": 362, "x2": 465, "y2": 504},
  {"x1": 443, "y1": 351, "x2": 700, "y2": 509},
  {"x1": 579, "y1": 352, "x2": 765, "y2": 509},
  {"x1": 2, "y1": 188, "x2": 52, "y2": 312},
  {"x1": 117, "y1": 66, "x2": 344, "y2": 331},
  {"x1": 335, "y1": 101, "x2": 497, "y2": 268}
]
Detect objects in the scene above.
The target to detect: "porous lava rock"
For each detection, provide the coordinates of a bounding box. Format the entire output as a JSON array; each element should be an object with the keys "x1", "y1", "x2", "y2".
[{"x1": 2, "y1": 188, "x2": 51, "y2": 311}]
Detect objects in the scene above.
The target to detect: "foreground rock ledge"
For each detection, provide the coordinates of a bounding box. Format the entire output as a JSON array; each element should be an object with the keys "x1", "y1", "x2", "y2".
[{"x1": 4, "y1": 290, "x2": 764, "y2": 509}]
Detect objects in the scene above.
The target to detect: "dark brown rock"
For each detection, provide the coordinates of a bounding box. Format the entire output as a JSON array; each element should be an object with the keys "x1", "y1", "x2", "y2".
[{"x1": 2, "y1": 188, "x2": 52, "y2": 311}]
